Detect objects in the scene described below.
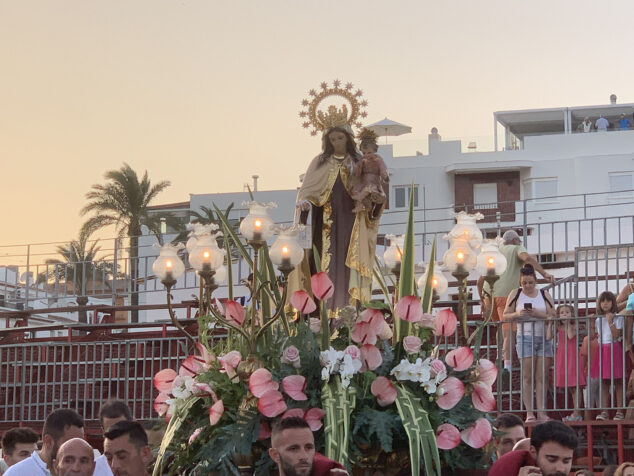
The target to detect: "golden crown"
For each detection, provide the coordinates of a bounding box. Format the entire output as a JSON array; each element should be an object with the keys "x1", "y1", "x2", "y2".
[
  {"x1": 357, "y1": 127, "x2": 378, "y2": 143},
  {"x1": 299, "y1": 80, "x2": 368, "y2": 136}
]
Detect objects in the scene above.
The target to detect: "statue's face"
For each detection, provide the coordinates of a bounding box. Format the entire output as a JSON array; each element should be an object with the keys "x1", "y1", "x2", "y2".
[
  {"x1": 361, "y1": 146, "x2": 376, "y2": 158},
  {"x1": 328, "y1": 131, "x2": 348, "y2": 155}
]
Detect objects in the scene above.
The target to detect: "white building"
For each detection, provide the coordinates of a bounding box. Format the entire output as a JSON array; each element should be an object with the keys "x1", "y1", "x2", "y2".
[{"x1": 6, "y1": 98, "x2": 633, "y2": 325}]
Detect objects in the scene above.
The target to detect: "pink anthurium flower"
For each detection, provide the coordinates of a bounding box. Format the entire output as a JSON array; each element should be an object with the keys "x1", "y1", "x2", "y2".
[
  {"x1": 304, "y1": 408, "x2": 325, "y2": 431},
  {"x1": 359, "y1": 308, "x2": 385, "y2": 326},
  {"x1": 445, "y1": 347, "x2": 474, "y2": 371},
  {"x1": 249, "y1": 368, "x2": 279, "y2": 398},
  {"x1": 471, "y1": 381, "x2": 496, "y2": 412},
  {"x1": 195, "y1": 342, "x2": 215, "y2": 366},
  {"x1": 351, "y1": 309, "x2": 385, "y2": 345},
  {"x1": 258, "y1": 389, "x2": 287, "y2": 418},
  {"x1": 208, "y1": 400, "x2": 224, "y2": 426},
  {"x1": 402, "y1": 335, "x2": 422, "y2": 354},
  {"x1": 219, "y1": 351, "x2": 242, "y2": 379},
  {"x1": 179, "y1": 354, "x2": 207, "y2": 377},
  {"x1": 351, "y1": 321, "x2": 379, "y2": 346},
  {"x1": 154, "y1": 368, "x2": 177, "y2": 393},
  {"x1": 435, "y1": 423, "x2": 461, "y2": 450},
  {"x1": 192, "y1": 383, "x2": 215, "y2": 398},
  {"x1": 224, "y1": 300, "x2": 246, "y2": 326},
  {"x1": 281, "y1": 408, "x2": 306, "y2": 420},
  {"x1": 476, "y1": 359, "x2": 497, "y2": 386},
  {"x1": 395, "y1": 295, "x2": 423, "y2": 323},
  {"x1": 311, "y1": 272, "x2": 334, "y2": 301},
  {"x1": 153, "y1": 392, "x2": 170, "y2": 416},
  {"x1": 290, "y1": 290, "x2": 317, "y2": 314},
  {"x1": 436, "y1": 377, "x2": 465, "y2": 410},
  {"x1": 188, "y1": 427, "x2": 202, "y2": 445},
  {"x1": 360, "y1": 344, "x2": 383, "y2": 371},
  {"x1": 370, "y1": 376, "x2": 397, "y2": 407},
  {"x1": 434, "y1": 308, "x2": 458, "y2": 337},
  {"x1": 282, "y1": 375, "x2": 308, "y2": 401},
  {"x1": 461, "y1": 418, "x2": 492, "y2": 449}
]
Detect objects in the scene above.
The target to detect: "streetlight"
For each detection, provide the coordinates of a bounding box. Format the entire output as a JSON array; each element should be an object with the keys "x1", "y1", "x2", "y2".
[
  {"x1": 153, "y1": 201, "x2": 302, "y2": 357},
  {"x1": 443, "y1": 240, "x2": 477, "y2": 338},
  {"x1": 384, "y1": 234, "x2": 404, "y2": 280},
  {"x1": 475, "y1": 241, "x2": 507, "y2": 324},
  {"x1": 417, "y1": 262, "x2": 448, "y2": 301}
]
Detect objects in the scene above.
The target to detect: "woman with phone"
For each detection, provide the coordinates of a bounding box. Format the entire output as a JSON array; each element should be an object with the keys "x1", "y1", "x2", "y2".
[{"x1": 503, "y1": 264, "x2": 556, "y2": 423}]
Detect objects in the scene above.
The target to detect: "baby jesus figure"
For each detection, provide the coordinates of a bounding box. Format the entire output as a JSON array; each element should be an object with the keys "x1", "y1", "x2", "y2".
[{"x1": 351, "y1": 130, "x2": 389, "y2": 214}]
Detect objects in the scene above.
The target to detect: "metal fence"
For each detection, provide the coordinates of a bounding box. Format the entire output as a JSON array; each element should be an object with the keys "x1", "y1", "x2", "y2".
[
  {"x1": 0, "y1": 189, "x2": 633, "y2": 317},
  {"x1": 0, "y1": 331, "x2": 191, "y2": 426}
]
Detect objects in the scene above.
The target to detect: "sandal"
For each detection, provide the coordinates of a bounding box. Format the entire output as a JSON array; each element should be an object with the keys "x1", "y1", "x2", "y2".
[
  {"x1": 525, "y1": 415, "x2": 537, "y2": 423},
  {"x1": 614, "y1": 412, "x2": 625, "y2": 421},
  {"x1": 563, "y1": 414, "x2": 583, "y2": 422},
  {"x1": 596, "y1": 411, "x2": 609, "y2": 421}
]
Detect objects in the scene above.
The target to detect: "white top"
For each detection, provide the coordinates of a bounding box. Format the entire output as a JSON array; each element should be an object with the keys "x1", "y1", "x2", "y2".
[
  {"x1": 515, "y1": 290, "x2": 547, "y2": 336},
  {"x1": 4, "y1": 451, "x2": 50, "y2": 476},
  {"x1": 4, "y1": 450, "x2": 113, "y2": 476},
  {"x1": 595, "y1": 117, "x2": 609, "y2": 131},
  {"x1": 595, "y1": 314, "x2": 623, "y2": 344},
  {"x1": 94, "y1": 454, "x2": 114, "y2": 476}
]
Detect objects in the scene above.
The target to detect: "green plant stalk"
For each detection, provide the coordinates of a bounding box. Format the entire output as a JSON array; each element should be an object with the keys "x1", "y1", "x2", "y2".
[
  {"x1": 395, "y1": 385, "x2": 441, "y2": 476},
  {"x1": 395, "y1": 185, "x2": 416, "y2": 353},
  {"x1": 152, "y1": 396, "x2": 200, "y2": 476},
  {"x1": 320, "y1": 301, "x2": 330, "y2": 350},
  {"x1": 420, "y1": 238, "x2": 437, "y2": 314}
]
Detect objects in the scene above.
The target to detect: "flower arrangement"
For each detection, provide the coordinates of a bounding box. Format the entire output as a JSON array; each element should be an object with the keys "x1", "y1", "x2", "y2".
[{"x1": 151, "y1": 197, "x2": 497, "y2": 476}]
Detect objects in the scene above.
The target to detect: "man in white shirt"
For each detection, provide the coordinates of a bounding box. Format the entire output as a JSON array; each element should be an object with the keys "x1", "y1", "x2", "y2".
[
  {"x1": 595, "y1": 115, "x2": 609, "y2": 131},
  {"x1": 0, "y1": 427, "x2": 38, "y2": 471},
  {"x1": 94, "y1": 400, "x2": 133, "y2": 476},
  {"x1": 52, "y1": 438, "x2": 95, "y2": 476},
  {"x1": 5, "y1": 408, "x2": 84, "y2": 476}
]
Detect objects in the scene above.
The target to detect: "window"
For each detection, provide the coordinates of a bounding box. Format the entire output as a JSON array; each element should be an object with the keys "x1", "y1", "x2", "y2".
[
  {"x1": 609, "y1": 172, "x2": 633, "y2": 200},
  {"x1": 523, "y1": 178, "x2": 557, "y2": 202},
  {"x1": 393, "y1": 185, "x2": 419, "y2": 208},
  {"x1": 473, "y1": 183, "x2": 498, "y2": 208}
]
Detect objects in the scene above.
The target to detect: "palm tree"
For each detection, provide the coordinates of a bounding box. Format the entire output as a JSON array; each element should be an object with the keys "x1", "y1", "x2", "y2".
[
  {"x1": 81, "y1": 163, "x2": 171, "y2": 323},
  {"x1": 38, "y1": 229, "x2": 117, "y2": 323}
]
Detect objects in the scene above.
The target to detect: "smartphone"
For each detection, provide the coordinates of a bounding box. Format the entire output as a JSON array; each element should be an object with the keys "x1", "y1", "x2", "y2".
[{"x1": 523, "y1": 303, "x2": 532, "y2": 310}]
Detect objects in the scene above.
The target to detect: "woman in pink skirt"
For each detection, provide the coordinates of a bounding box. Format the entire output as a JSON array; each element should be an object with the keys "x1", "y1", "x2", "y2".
[{"x1": 591, "y1": 291, "x2": 624, "y2": 420}]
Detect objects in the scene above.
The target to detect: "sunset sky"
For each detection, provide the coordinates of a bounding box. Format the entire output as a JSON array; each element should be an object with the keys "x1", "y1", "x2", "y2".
[{"x1": 2, "y1": 0, "x2": 634, "y2": 256}]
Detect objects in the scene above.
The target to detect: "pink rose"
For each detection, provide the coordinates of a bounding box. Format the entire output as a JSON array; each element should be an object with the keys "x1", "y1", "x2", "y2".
[
  {"x1": 343, "y1": 345, "x2": 361, "y2": 360},
  {"x1": 281, "y1": 346, "x2": 301, "y2": 368},
  {"x1": 402, "y1": 336, "x2": 422, "y2": 354}
]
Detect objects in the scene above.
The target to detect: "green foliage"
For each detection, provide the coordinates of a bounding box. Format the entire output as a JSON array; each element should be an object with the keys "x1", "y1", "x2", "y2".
[
  {"x1": 352, "y1": 407, "x2": 403, "y2": 453},
  {"x1": 374, "y1": 339, "x2": 394, "y2": 377},
  {"x1": 194, "y1": 406, "x2": 261, "y2": 476}
]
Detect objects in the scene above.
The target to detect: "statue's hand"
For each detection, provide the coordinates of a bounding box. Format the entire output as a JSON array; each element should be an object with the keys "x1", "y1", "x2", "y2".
[{"x1": 296, "y1": 200, "x2": 311, "y2": 212}]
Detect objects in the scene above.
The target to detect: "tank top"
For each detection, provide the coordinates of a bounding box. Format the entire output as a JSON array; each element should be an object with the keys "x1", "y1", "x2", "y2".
[{"x1": 515, "y1": 289, "x2": 547, "y2": 336}]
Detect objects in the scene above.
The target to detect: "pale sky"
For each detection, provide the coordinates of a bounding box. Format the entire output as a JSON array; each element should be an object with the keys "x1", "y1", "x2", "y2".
[{"x1": 2, "y1": 0, "x2": 634, "y2": 253}]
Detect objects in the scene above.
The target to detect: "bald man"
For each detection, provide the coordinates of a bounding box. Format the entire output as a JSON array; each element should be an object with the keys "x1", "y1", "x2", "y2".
[{"x1": 52, "y1": 438, "x2": 95, "y2": 476}]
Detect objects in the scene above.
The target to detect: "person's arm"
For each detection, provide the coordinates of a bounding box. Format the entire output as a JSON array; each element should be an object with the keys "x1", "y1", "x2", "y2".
[
  {"x1": 503, "y1": 289, "x2": 523, "y2": 321},
  {"x1": 518, "y1": 251, "x2": 555, "y2": 284},
  {"x1": 616, "y1": 282, "x2": 632, "y2": 311},
  {"x1": 477, "y1": 276, "x2": 489, "y2": 314},
  {"x1": 607, "y1": 314, "x2": 621, "y2": 341}
]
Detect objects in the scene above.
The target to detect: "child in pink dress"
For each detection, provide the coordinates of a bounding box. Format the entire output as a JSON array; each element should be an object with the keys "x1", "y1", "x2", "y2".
[
  {"x1": 591, "y1": 291, "x2": 625, "y2": 420},
  {"x1": 551, "y1": 304, "x2": 586, "y2": 421}
]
